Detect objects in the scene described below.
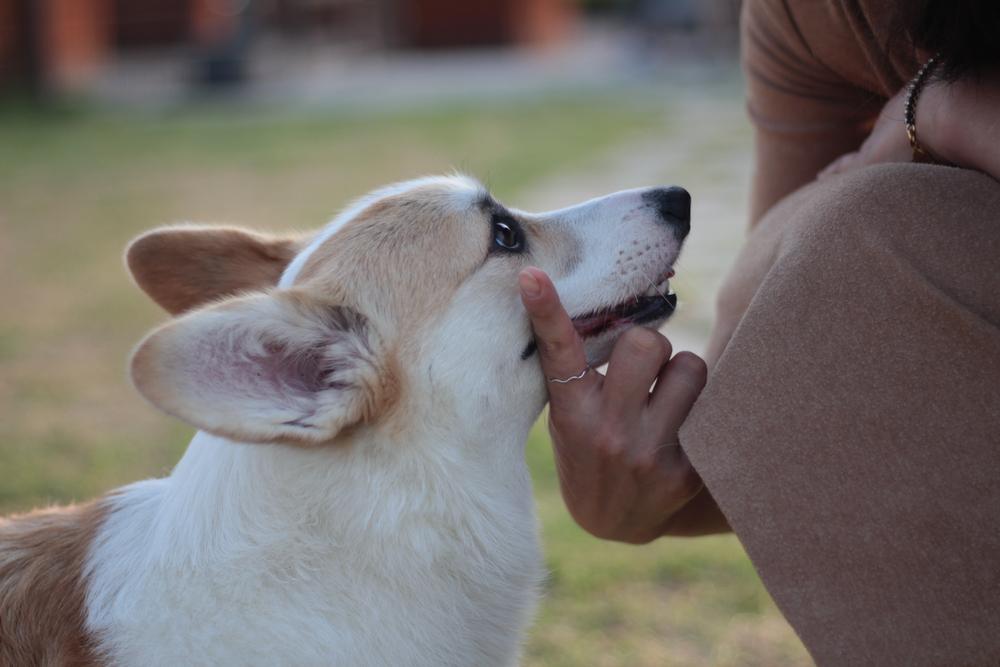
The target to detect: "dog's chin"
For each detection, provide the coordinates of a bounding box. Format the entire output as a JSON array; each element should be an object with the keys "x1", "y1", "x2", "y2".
[{"x1": 574, "y1": 291, "x2": 678, "y2": 366}]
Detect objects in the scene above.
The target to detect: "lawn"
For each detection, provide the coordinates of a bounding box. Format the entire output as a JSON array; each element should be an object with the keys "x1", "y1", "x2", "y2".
[{"x1": 0, "y1": 95, "x2": 810, "y2": 666}]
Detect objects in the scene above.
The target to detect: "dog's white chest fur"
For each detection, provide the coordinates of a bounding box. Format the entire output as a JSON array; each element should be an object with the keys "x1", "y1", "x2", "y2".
[{"x1": 86, "y1": 432, "x2": 543, "y2": 666}]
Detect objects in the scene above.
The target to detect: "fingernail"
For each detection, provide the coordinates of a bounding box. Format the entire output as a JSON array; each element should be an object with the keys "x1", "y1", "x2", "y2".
[{"x1": 519, "y1": 270, "x2": 541, "y2": 298}]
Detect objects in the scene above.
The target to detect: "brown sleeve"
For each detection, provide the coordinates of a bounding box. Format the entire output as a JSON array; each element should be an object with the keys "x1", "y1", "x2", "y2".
[{"x1": 741, "y1": 0, "x2": 906, "y2": 225}]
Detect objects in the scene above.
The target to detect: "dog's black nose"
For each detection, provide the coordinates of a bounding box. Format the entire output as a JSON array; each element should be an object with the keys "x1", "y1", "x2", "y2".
[
  {"x1": 644, "y1": 186, "x2": 690, "y2": 222},
  {"x1": 643, "y1": 186, "x2": 691, "y2": 240}
]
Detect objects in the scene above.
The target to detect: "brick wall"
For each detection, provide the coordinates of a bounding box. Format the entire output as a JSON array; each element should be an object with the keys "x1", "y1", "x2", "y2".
[{"x1": 43, "y1": 0, "x2": 112, "y2": 89}]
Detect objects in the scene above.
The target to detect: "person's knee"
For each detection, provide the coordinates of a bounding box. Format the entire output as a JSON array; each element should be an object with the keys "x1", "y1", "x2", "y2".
[
  {"x1": 759, "y1": 163, "x2": 1000, "y2": 329},
  {"x1": 710, "y1": 163, "x2": 1000, "y2": 362},
  {"x1": 782, "y1": 163, "x2": 998, "y2": 260}
]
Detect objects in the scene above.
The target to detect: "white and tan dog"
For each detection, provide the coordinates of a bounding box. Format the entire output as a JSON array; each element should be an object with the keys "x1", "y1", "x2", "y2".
[{"x1": 0, "y1": 175, "x2": 690, "y2": 666}]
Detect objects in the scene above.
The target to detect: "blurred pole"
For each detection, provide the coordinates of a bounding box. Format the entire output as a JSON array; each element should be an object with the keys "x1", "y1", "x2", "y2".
[
  {"x1": 192, "y1": 0, "x2": 256, "y2": 88},
  {"x1": 14, "y1": 0, "x2": 44, "y2": 97}
]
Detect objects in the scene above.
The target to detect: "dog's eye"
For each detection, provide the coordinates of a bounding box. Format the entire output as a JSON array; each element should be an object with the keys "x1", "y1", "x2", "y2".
[
  {"x1": 492, "y1": 220, "x2": 523, "y2": 251},
  {"x1": 494, "y1": 222, "x2": 518, "y2": 249}
]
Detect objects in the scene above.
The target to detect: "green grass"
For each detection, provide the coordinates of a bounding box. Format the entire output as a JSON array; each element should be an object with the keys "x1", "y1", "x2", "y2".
[
  {"x1": 0, "y1": 96, "x2": 809, "y2": 665},
  {"x1": 523, "y1": 421, "x2": 809, "y2": 666}
]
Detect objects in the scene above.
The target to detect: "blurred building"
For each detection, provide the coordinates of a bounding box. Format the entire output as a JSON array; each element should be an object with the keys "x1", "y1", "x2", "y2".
[
  {"x1": 390, "y1": 0, "x2": 573, "y2": 49},
  {"x1": 0, "y1": 0, "x2": 226, "y2": 91},
  {"x1": 1, "y1": 0, "x2": 113, "y2": 91},
  {"x1": 0, "y1": 0, "x2": 740, "y2": 93},
  {"x1": 0, "y1": 0, "x2": 578, "y2": 93}
]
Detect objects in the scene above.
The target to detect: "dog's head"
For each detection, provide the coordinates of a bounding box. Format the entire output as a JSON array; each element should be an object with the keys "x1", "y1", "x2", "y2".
[{"x1": 128, "y1": 175, "x2": 689, "y2": 446}]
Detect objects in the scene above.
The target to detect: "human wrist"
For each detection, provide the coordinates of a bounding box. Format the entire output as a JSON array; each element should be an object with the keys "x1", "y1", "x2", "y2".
[
  {"x1": 919, "y1": 73, "x2": 1000, "y2": 172},
  {"x1": 918, "y1": 79, "x2": 964, "y2": 167}
]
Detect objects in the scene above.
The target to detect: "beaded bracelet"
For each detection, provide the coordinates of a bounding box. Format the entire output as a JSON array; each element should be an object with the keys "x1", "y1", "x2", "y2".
[{"x1": 903, "y1": 53, "x2": 952, "y2": 165}]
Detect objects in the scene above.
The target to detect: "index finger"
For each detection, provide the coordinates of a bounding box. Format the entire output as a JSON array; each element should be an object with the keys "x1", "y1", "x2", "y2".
[{"x1": 519, "y1": 267, "x2": 600, "y2": 409}]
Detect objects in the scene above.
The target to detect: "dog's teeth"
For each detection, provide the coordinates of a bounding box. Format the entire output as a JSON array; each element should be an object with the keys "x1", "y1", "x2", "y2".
[{"x1": 640, "y1": 278, "x2": 672, "y2": 299}]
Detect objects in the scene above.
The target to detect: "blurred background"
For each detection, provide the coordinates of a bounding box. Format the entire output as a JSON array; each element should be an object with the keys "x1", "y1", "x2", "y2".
[{"x1": 0, "y1": 1, "x2": 811, "y2": 665}]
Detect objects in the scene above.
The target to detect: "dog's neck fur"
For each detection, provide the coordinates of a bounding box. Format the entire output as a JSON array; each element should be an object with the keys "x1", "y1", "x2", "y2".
[
  {"x1": 86, "y1": 378, "x2": 546, "y2": 666},
  {"x1": 164, "y1": 402, "x2": 539, "y2": 564}
]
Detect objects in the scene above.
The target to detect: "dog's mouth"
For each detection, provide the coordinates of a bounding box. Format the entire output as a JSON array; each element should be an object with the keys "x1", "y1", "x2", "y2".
[{"x1": 571, "y1": 270, "x2": 676, "y2": 339}]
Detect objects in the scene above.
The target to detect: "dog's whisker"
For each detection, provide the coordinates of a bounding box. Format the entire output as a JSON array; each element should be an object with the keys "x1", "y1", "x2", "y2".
[
  {"x1": 611, "y1": 271, "x2": 641, "y2": 306},
  {"x1": 644, "y1": 270, "x2": 673, "y2": 306}
]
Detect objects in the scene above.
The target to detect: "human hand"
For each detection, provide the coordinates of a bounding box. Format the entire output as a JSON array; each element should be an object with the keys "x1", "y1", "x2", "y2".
[
  {"x1": 819, "y1": 72, "x2": 1000, "y2": 180},
  {"x1": 818, "y1": 87, "x2": 913, "y2": 179},
  {"x1": 518, "y1": 267, "x2": 707, "y2": 544}
]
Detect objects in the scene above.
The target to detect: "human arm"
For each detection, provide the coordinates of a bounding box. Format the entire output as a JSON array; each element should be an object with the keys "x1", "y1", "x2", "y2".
[
  {"x1": 748, "y1": 122, "x2": 869, "y2": 226},
  {"x1": 707, "y1": 0, "x2": 886, "y2": 363},
  {"x1": 820, "y1": 72, "x2": 1000, "y2": 182},
  {"x1": 518, "y1": 268, "x2": 729, "y2": 543},
  {"x1": 739, "y1": 0, "x2": 885, "y2": 226}
]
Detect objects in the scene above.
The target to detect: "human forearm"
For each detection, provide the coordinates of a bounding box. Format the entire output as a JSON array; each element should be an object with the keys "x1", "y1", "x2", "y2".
[{"x1": 749, "y1": 125, "x2": 868, "y2": 227}]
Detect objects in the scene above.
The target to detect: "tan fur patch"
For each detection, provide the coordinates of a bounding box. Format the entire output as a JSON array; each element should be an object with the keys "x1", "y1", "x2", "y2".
[
  {"x1": 126, "y1": 226, "x2": 304, "y2": 315},
  {"x1": 288, "y1": 187, "x2": 493, "y2": 440},
  {"x1": 296, "y1": 187, "x2": 487, "y2": 327},
  {"x1": 521, "y1": 217, "x2": 582, "y2": 277},
  {"x1": 0, "y1": 501, "x2": 108, "y2": 666}
]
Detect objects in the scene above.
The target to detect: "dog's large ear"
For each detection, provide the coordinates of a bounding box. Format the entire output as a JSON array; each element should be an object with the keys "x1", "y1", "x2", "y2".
[
  {"x1": 131, "y1": 291, "x2": 392, "y2": 445},
  {"x1": 126, "y1": 226, "x2": 304, "y2": 315}
]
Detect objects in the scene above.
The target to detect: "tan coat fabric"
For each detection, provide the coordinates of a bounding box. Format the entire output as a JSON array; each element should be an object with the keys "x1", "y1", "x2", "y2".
[
  {"x1": 679, "y1": 2, "x2": 1000, "y2": 665},
  {"x1": 683, "y1": 164, "x2": 1000, "y2": 665}
]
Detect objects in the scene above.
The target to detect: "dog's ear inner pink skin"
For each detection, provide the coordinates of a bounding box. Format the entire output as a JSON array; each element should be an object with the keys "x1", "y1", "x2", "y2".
[
  {"x1": 126, "y1": 226, "x2": 304, "y2": 315},
  {"x1": 130, "y1": 291, "x2": 392, "y2": 446}
]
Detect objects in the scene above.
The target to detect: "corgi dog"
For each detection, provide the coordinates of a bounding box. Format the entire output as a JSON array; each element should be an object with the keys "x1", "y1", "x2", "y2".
[{"x1": 0, "y1": 175, "x2": 690, "y2": 666}]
